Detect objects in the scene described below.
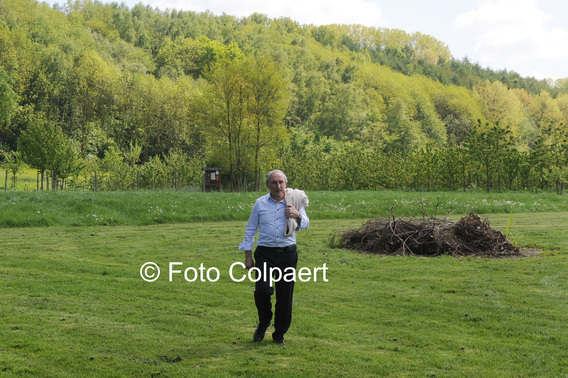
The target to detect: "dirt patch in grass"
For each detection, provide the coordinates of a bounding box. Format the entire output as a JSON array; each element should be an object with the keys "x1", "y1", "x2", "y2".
[
  {"x1": 519, "y1": 247, "x2": 545, "y2": 257},
  {"x1": 338, "y1": 212, "x2": 521, "y2": 258}
]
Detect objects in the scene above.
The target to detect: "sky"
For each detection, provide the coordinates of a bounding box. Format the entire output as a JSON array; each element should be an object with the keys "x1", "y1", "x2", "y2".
[{"x1": 44, "y1": 0, "x2": 568, "y2": 80}]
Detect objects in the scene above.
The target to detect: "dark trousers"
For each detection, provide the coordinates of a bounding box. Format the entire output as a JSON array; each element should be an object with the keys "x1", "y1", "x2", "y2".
[{"x1": 254, "y1": 245, "x2": 298, "y2": 337}]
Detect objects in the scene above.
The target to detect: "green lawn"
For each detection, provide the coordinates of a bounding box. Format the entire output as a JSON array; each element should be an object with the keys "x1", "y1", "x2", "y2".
[
  {"x1": 1, "y1": 211, "x2": 568, "y2": 377},
  {"x1": 2, "y1": 188, "x2": 568, "y2": 228}
]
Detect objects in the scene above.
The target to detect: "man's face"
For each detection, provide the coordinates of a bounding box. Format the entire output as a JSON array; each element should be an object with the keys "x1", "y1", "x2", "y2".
[{"x1": 267, "y1": 172, "x2": 287, "y2": 200}]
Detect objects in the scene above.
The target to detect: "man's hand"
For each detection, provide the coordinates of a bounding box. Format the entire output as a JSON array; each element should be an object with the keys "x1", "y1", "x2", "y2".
[
  {"x1": 245, "y1": 250, "x2": 254, "y2": 270},
  {"x1": 285, "y1": 204, "x2": 300, "y2": 219}
]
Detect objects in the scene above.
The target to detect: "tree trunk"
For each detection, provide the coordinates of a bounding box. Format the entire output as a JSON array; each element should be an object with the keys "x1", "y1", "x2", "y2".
[
  {"x1": 498, "y1": 164, "x2": 501, "y2": 193},
  {"x1": 254, "y1": 122, "x2": 261, "y2": 192},
  {"x1": 463, "y1": 164, "x2": 466, "y2": 192},
  {"x1": 229, "y1": 162, "x2": 234, "y2": 192},
  {"x1": 4, "y1": 170, "x2": 7, "y2": 191},
  {"x1": 486, "y1": 161, "x2": 491, "y2": 193}
]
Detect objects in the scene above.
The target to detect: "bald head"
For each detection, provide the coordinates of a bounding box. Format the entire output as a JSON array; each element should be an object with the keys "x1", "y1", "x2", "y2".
[
  {"x1": 266, "y1": 170, "x2": 287, "y2": 201},
  {"x1": 265, "y1": 170, "x2": 288, "y2": 184}
]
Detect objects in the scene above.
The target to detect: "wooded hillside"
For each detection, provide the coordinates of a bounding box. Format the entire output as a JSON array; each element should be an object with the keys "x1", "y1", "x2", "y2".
[{"x1": 1, "y1": 0, "x2": 568, "y2": 192}]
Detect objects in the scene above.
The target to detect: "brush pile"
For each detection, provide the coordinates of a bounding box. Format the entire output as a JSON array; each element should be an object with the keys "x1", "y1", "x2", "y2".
[{"x1": 338, "y1": 212, "x2": 520, "y2": 258}]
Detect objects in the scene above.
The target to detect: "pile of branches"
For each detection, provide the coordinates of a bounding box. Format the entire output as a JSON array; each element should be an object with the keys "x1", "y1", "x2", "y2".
[{"x1": 338, "y1": 212, "x2": 520, "y2": 258}]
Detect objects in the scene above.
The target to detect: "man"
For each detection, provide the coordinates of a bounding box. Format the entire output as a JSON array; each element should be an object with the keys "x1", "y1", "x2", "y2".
[{"x1": 239, "y1": 170, "x2": 309, "y2": 345}]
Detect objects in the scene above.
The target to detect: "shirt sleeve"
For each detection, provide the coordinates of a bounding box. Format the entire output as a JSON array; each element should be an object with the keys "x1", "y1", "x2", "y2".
[
  {"x1": 298, "y1": 207, "x2": 309, "y2": 230},
  {"x1": 238, "y1": 200, "x2": 260, "y2": 251}
]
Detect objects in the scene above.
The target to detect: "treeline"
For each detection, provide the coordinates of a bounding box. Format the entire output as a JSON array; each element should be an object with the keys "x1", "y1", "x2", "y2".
[
  {"x1": 280, "y1": 122, "x2": 568, "y2": 194},
  {"x1": 1, "y1": 0, "x2": 568, "y2": 193}
]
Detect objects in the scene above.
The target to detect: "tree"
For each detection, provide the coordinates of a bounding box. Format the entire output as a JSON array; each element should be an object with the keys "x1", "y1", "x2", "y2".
[
  {"x1": 414, "y1": 94, "x2": 446, "y2": 146},
  {"x1": 1, "y1": 149, "x2": 25, "y2": 190},
  {"x1": 436, "y1": 145, "x2": 464, "y2": 191},
  {"x1": 444, "y1": 114, "x2": 472, "y2": 146},
  {"x1": 531, "y1": 91, "x2": 563, "y2": 129},
  {"x1": 556, "y1": 93, "x2": 568, "y2": 125},
  {"x1": 383, "y1": 98, "x2": 425, "y2": 156},
  {"x1": 73, "y1": 50, "x2": 120, "y2": 156},
  {"x1": 155, "y1": 35, "x2": 244, "y2": 79},
  {"x1": 199, "y1": 57, "x2": 253, "y2": 191},
  {"x1": 501, "y1": 148, "x2": 522, "y2": 190},
  {"x1": 17, "y1": 110, "x2": 70, "y2": 190},
  {"x1": 473, "y1": 80, "x2": 523, "y2": 136},
  {"x1": 463, "y1": 121, "x2": 514, "y2": 192},
  {"x1": 244, "y1": 55, "x2": 289, "y2": 191},
  {"x1": 533, "y1": 125, "x2": 568, "y2": 194},
  {"x1": 0, "y1": 67, "x2": 19, "y2": 125},
  {"x1": 55, "y1": 148, "x2": 83, "y2": 190},
  {"x1": 432, "y1": 86, "x2": 484, "y2": 125},
  {"x1": 99, "y1": 146, "x2": 128, "y2": 190},
  {"x1": 316, "y1": 82, "x2": 368, "y2": 140},
  {"x1": 411, "y1": 145, "x2": 437, "y2": 191}
]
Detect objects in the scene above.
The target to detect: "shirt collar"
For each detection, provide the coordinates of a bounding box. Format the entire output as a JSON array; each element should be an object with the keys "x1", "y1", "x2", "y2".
[{"x1": 268, "y1": 193, "x2": 286, "y2": 203}]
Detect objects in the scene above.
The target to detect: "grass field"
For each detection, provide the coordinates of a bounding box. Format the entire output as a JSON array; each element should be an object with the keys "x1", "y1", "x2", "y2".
[
  {"x1": 1, "y1": 190, "x2": 568, "y2": 377},
  {"x1": 2, "y1": 188, "x2": 568, "y2": 228}
]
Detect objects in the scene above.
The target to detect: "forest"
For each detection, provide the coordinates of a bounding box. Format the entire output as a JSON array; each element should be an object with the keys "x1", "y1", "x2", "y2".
[{"x1": 1, "y1": 0, "x2": 568, "y2": 193}]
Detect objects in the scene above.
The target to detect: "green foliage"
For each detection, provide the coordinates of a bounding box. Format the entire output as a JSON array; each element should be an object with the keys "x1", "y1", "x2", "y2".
[
  {"x1": 384, "y1": 98, "x2": 426, "y2": 156},
  {"x1": 0, "y1": 149, "x2": 25, "y2": 188},
  {"x1": 463, "y1": 121, "x2": 514, "y2": 193},
  {"x1": 245, "y1": 54, "x2": 289, "y2": 190},
  {"x1": 155, "y1": 35, "x2": 244, "y2": 79},
  {"x1": 99, "y1": 146, "x2": 129, "y2": 190},
  {"x1": 2, "y1": 0, "x2": 568, "y2": 194},
  {"x1": 414, "y1": 93, "x2": 447, "y2": 146},
  {"x1": 0, "y1": 67, "x2": 19, "y2": 124},
  {"x1": 445, "y1": 114, "x2": 473, "y2": 146},
  {"x1": 16, "y1": 109, "x2": 72, "y2": 188},
  {"x1": 531, "y1": 124, "x2": 568, "y2": 194},
  {"x1": 473, "y1": 80, "x2": 524, "y2": 137}
]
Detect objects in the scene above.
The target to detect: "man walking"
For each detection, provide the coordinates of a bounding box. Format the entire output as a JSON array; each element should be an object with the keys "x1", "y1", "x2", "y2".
[{"x1": 239, "y1": 170, "x2": 309, "y2": 345}]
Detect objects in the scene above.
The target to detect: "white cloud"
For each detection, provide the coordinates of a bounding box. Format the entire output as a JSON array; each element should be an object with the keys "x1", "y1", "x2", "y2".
[
  {"x1": 524, "y1": 69, "x2": 557, "y2": 81},
  {"x1": 455, "y1": 0, "x2": 549, "y2": 27},
  {"x1": 454, "y1": 0, "x2": 568, "y2": 65},
  {"x1": 147, "y1": 0, "x2": 386, "y2": 26}
]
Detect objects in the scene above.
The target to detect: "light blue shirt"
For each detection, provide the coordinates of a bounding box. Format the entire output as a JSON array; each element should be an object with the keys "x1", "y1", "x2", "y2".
[{"x1": 239, "y1": 193, "x2": 309, "y2": 251}]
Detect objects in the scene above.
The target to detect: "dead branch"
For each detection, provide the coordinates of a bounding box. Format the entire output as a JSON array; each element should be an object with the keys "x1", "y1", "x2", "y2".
[{"x1": 338, "y1": 212, "x2": 520, "y2": 258}]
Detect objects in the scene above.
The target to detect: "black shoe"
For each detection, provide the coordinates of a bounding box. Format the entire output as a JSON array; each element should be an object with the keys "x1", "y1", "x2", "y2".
[
  {"x1": 253, "y1": 324, "x2": 269, "y2": 342},
  {"x1": 272, "y1": 334, "x2": 285, "y2": 345}
]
